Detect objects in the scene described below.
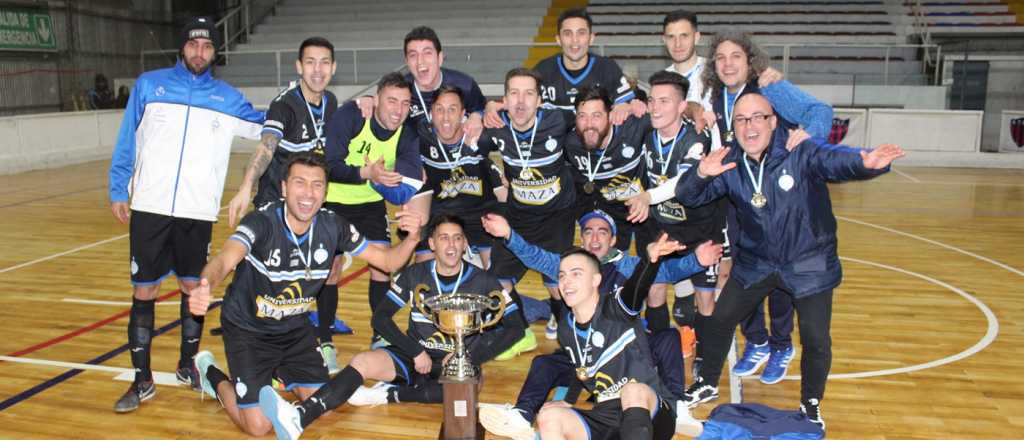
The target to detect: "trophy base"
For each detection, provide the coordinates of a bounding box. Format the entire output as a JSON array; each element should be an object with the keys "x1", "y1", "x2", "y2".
[
  {"x1": 437, "y1": 423, "x2": 484, "y2": 440},
  {"x1": 438, "y1": 377, "x2": 483, "y2": 440}
]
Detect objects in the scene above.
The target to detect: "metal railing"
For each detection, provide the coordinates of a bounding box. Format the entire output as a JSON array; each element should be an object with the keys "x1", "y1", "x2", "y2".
[{"x1": 142, "y1": 41, "x2": 942, "y2": 90}]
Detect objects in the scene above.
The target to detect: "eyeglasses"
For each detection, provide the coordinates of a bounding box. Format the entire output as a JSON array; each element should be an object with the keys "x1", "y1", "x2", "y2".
[{"x1": 733, "y1": 114, "x2": 774, "y2": 126}]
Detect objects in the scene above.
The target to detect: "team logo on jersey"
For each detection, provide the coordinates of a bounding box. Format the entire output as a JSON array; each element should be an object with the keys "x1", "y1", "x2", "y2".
[
  {"x1": 685, "y1": 143, "x2": 705, "y2": 160},
  {"x1": 656, "y1": 200, "x2": 687, "y2": 223},
  {"x1": 511, "y1": 170, "x2": 561, "y2": 205},
  {"x1": 211, "y1": 117, "x2": 221, "y2": 132},
  {"x1": 256, "y1": 282, "x2": 315, "y2": 320},
  {"x1": 421, "y1": 331, "x2": 455, "y2": 352},
  {"x1": 593, "y1": 373, "x2": 630, "y2": 402},
  {"x1": 779, "y1": 171, "x2": 795, "y2": 191},
  {"x1": 621, "y1": 145, "x2": 635, "y2": 159},
  {"x1": 830, "y1": 118, "x2": 850, "y2": 144},
  {"x1": 601, "y1": 176, "x2": 643, "y2": 202},
  {"x1": 235, "y1": 379, "x2": 248, "y2": 399},
  {"x1": 438, "y1": 167, "x2": 483, "y2": 199},
  {"x1": 155, "y1": 86, "x2": 166, "y2": 97},
  {"x1": 314, "y1": 245, "x2": 329, "y2": 264},
  {"x1": 1012, "y1": 118, "x2": 1024, "y2": 148},
  {"x1": 209, "y1": 94, "x2": 225, "y2": 102},
  {"x1": 544, "y1": 136, "x2": 558, "y2": 152},
  {"x1": 591, "y1": 331, "x2": 605, "y2": 348}
]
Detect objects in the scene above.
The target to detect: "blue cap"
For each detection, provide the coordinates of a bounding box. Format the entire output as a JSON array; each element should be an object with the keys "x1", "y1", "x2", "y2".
[{"x1": 578, "y1": 210, "x2": 617, "y2": 236}]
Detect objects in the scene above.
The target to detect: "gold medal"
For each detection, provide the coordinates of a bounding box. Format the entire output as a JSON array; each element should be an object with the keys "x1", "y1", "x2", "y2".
[
  {"x1": 316, "y1": 139, "x2": 323, "y2": 150},
  {"x1": 726, "y1": 130, "x2": 735, "y2": 143},
  {"x1": 751, "y1": 192, "x2": 767, "y2": 208},
  {"x1": 576, "y1": 367, "x2": 590, "y2": 381},
  {"x1": 658, "y1": 175, "x2": 669, "y2": 185},
  {"x1": 583, "y1": 181, "x2": 595, "y2": 194},
  {"x1": 519, "y1": 168, "x2": 532, "y2": 180},
  {"x1": 305, "y1": 267, "x2": 312, "y2": 281}
]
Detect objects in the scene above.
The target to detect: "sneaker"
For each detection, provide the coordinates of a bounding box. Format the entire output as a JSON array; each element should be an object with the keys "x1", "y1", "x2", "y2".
[
  {"x1": 478, "y1": 403, "x2": 536, "y2": 440},
  {"x1": 678, "y1": 326, "x2": 695, "y2": 359},
  {"x1": 259, "y1": 385, "x2": 304, "y2": 440},
  {"x1": 801, "y1": 398, "x2": 825, "y2": 431},
  {"x1": 193, "y1": 350, "x2": 219, "y2": 401},
  {"x1": 347, "y1": 381, "x2": 392, "y2": 406},
  {"x1": 113, "y1": 380, "x2": 155, "y2": 413},
  {"x1": 681, "y1": 379, "x2": 718, "y2": 408},
  {"x1": 760, "y1": 345, "x2": 795, "y2": 385},
  {"x1": 320, "y1": 343, "x2": 340, "y2": 375},
  {"x1": 732, "y1": 342, "x2": 770, "y2": 377},
  {"x1": 674, "y1": 402, "x2": 704, "y2": 437},
  {"x1": 175, "y1": 365, "x2": 199, "y2": 390},
  {"x1": 369, "y1": 334, "x2": 391, "y2": 350},
  {"x1": 545, "y1": 314, "x2": 558, "y2": 340},
  {"x1": 495, "y1": 329, "x2": 538, "y2": 361}
]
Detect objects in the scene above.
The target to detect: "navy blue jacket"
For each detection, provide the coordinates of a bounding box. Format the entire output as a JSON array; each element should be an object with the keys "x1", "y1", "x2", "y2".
[{"x1": 675, "y1": 130, "x2": 888, "y2": 297}]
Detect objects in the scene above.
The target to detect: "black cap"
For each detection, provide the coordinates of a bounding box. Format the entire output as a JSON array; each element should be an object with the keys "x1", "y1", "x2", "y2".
[{"x1": 180, "y1": 16, "x2": 221, "y2": 50}]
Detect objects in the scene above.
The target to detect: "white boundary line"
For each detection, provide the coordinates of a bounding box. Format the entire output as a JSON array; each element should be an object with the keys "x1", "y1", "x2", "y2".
[
  {"x1": 0, "y1": 355, "x2": 133, "y2": 374},
  {"x1": 761, "y1": 256, "x2": 1000, "y2": 380},
  {"x1": 837, "y1": 215, "x2": 1024, "y2": 278},
  {"x1": 0, "y1": 234, "x2": 128, "y2": 274},
  {"x1": 891, "y1": 167, "x2": 921, "y2": 183}
]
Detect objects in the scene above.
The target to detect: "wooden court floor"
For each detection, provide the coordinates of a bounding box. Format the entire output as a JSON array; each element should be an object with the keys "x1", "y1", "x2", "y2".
[{"x1": 0, "y1": 155, "x2": 1021, "y2": 439}]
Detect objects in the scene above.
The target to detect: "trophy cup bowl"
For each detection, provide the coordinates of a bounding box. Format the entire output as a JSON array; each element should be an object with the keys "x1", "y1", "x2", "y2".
[{"x1": 414, "y1": 284, "x2": 505, "y2": 381}]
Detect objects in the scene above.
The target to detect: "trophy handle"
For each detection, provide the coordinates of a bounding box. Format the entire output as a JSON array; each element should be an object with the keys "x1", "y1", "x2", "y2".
[
  {"x1": 480, "y1": 290, "x2": 506, "y2": 329},
  {"x1": 413, "y1": 283, "x2": 432, "y2": 318}
]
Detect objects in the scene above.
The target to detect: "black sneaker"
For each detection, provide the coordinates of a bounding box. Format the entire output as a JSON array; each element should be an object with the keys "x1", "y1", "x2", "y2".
[
  {"x1": 114, "y1": 381, "x2": 155, "y2": 413},
  {"x1": 801, "y1": 398, "x2": 825, "y2": 431},
  {"x1": 681, "y1": 378, "x2": 718, "y2": 408},
  {"x1": 176, "y1": 365, "x2": 200, "y2": 390}
]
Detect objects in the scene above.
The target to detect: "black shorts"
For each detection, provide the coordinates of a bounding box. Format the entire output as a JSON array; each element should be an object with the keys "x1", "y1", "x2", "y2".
[
  {"x1": 416, "y1": 210, "x2": 494, "y2": 255},
  {"x1": 221, "y1": 319, "x2": 328, "y2": 408},
  {"x1": 325, "y1": 200, "x2": 390, "y2": 245},
  {"x1": 636, "y1": 219, "x2": 726, "y2": 290},
  {"x1": 381, "y1": 346, "x2": 445, "y2": 385},
  {"x1": 491, "y1": 208, "x2": 575, "y2": 286},
  {"x1": 129, "y1": 210, "x2": 212, "y2": 285},
  {"x1": 573, "y1": 397, "x2": 676, "y2": 440}
]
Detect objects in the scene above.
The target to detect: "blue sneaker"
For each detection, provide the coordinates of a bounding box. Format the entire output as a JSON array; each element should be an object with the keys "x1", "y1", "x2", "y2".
[
  {"x1": 259, "y1": 385, "x2": 304, "y2": 440},
  {"x1": 193, "y1": 350, "x2": 220, "y2": 401},
  {"x1": 732, "y1": 342, "x2": 770, "y2": 377},
  {"x1": 760, "y1": 345, "x2": 795, "y2": 384}
]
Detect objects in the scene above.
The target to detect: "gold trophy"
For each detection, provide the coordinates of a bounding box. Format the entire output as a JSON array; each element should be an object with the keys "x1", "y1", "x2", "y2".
[{"x1": 414, "y1": 284, "x2": 506, "y2": 440}]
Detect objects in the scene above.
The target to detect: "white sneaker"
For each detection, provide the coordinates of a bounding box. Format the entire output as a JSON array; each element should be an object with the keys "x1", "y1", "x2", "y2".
[
  {"x1": 259, "y1": 385, "x2": 304, "y2": 440},
  {"x1": 347, "y1": 381, "x2": 392, "y2": 406},
  {"x1": 545, "y1": 314, "x2": 558, "y2": 340},
  {"x1": 674, "y1": 402, "x2": 703, "y2": 437},
  {"x1": 479, "y1": 402, "x2": 536, "y2": 440}
]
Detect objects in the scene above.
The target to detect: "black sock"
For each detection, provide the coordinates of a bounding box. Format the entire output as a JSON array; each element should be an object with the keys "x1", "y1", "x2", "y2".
[
  {"x1": 299, "y1": 365, "x2": 363, "y2": 427},
  {"x1": 368, "y1": 280, "x2": 390, "y2": 338},
  {"x1": 694, "y1": 313, "x2": 710, "y2": 361},
  {"x1": 549, "y1": 298, "x2": 565, "y2": 321},
  {"x1": 621, "y1": 407, "x2": 654, "y2": 440},
  {"x1": 646, "y1": 304, "x2": 669, "y2": 332},
  {"x1": 316, "y1": 284, "x2": 339, "y2": 344},
  {"x1": 674, "y1": 294, "x2": 696, "y2": 327},
  {"x1": 128, "y1": 297, "x2": 155, "y2": 383},
  {"x1": 391, "y1": 382, "x2": 443, "y2": 404},
  {"x1": 205, "y1": 364, "x2": 229, "y2": 389},
  {"x1": 178, "y1": 293, "x2": 204, "y2": 370}
]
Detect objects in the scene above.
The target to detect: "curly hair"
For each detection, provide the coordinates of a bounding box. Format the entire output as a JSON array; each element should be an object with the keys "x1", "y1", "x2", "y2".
[{"x1": 702, "y1": 32, "x2": 770, "y2": 102}]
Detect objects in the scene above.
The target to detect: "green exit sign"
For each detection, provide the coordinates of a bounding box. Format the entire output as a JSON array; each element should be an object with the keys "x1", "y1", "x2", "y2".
[{"x1": 0, "y1": 7, "x2": 56, "y2": 51}]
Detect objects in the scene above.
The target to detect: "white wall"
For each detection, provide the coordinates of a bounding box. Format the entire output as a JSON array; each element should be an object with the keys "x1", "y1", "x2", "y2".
[
  {"x1": 0, "y1": 110, "x2": 123, "y2": 175},
  {"x1": 867, "y1": 109, "x2": 983, "y2": 152}
]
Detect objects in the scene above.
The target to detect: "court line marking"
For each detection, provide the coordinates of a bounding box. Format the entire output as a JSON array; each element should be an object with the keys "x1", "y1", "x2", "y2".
[
  {"x1": 836, "y1": 215, "x2": 1024, "y2": 278},
  {"x1": 0, "y1": 265, "x2": 369, "y2": 411},
  {"x1": 0, "y1": 234, "x2": 129, "y2": 274},
  {"x1": 891, "y1": 167, "x2": 921, "y2": 183},
  {"x1": 763, "y1": 256, "x2": 999, "y2": 380}
]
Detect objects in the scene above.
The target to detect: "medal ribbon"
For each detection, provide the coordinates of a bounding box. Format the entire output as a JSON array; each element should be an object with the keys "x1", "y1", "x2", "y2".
[
  {"x1": 741, "y1": 153, "x2": 766, "y2": 199},
  {"x1": 722, "y1": 83, "x2": 747, "y2": 134},
  {"x1": 299, "y1": 88, "x2": 326, "y2": 146},
  {"x1": 282, "y1": 205, "x2": 315, "y2": 278},
  {"x1": 506, "y1": 110, "x2": 543, "y2": 177}
]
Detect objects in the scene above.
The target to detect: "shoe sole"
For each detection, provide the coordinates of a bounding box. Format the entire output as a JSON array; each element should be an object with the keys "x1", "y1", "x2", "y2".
[
  {"x1": 478, "y1": 406, "x2": 535, "y2": 440},
  {"x1": 259, "y1": 386, "x2": 300, "y2": 440},
  {"x1": 732, "y1": 354, "x2": 770, "y2": 377},
  {"x1": 685, "y1": 392, "x2": 719, "y2": 408}
]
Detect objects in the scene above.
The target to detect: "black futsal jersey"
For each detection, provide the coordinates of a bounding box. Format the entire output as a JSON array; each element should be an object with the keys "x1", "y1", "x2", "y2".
[
  {"x1": 534, "y1": 53, "x2": 635, "y2": 111},
  {"x1": 221, "y1": 201, "x2": 367, "y2": 335},
  {"x1": 565, "y1": 115, "x2": 649, "y2": 221},
  {"x1": 257, "y1": 85, "x2": 338, "y2": 205},
  {"x1": 642, "y1": 122, "x2": 722, "y2": 241},
  {"x1": 404, "y1": 68, "x2": 487, "y2": 127},
  {"x1": 478, "y1": 110, "x2": 575, "y2": 214},
  {"x1": 415, "y1": 121, "x2": 502, "y2": 216},
  {"x1": 377, "y1": 261, "x2": 521, "y2": 362},
  {"x1": 558, "y1": 292, "x2": 670, "y2": 403}
]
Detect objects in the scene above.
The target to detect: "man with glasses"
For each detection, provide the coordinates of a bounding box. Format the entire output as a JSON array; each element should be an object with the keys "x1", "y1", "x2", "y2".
[{"x1": 677, "y1": 92, "x2": 904, "y2": 430}]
